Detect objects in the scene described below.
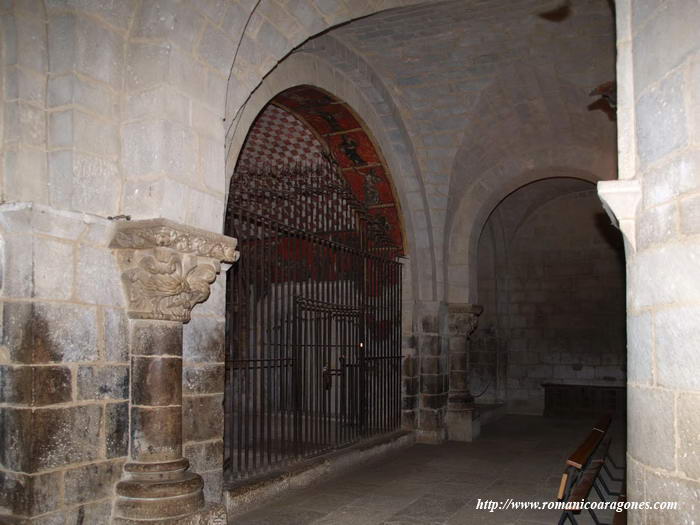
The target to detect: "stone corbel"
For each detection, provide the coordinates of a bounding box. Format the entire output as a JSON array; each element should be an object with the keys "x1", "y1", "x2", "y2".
[
  {"x1": 109, "y1": 218, "x2": 240, "y2": 322},
  {"x1": 597, "y1": 179, "x2": 641, "y2": 253}
]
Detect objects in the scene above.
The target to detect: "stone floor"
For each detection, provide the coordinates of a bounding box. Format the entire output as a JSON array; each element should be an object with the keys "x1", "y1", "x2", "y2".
[{"x1": 232, "y1": 415, "x2": 625, "y2": 525}]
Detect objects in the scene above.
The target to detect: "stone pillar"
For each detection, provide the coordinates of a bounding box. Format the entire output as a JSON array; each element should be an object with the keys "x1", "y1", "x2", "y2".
[
  {"x1": 445, "y1": 304, "x2": 482, "y2": 442},
  {"x1": 108, "y1": 219, "x2": 238, "y2": 523}
]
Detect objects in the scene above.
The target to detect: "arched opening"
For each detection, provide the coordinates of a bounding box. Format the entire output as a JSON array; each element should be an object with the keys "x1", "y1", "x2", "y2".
[
  {"x1": 472, "y1": 177, "x2": 626, "y2": 420},
  {"x1": 223, "y1": 86, "x2": 406, "y2": 482}
]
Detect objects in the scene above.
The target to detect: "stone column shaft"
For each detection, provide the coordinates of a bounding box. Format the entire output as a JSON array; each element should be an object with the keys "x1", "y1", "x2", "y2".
[{"x1": 445, "y1": 303, "x2": 482, "y2": 442}]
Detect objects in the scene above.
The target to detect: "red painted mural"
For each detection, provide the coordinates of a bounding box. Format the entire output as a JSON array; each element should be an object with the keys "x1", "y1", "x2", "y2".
[{"x1": 237, "y1": 85, "x2": 404, "y2": 256}]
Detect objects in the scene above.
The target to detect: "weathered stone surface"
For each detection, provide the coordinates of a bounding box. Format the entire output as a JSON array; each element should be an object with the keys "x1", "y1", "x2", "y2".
[
  {"x1": 184, "y1": 440, "x2": 223, "y2": 473},
  {"x1": 645, "y1": 470, "x2": 700, "y2": 525},
  {"x1": 104, "y1": 308, "x2": 128, "y2": 362},
  {"x1": 627, "y1": 311, "x2": 653, "y2": 385},
  {"x1": 628, "y1": 386, "x2": 675, "y2": 471},
  {"x1": 106, "y1": 401, "x2": 129, "y2": 459},
  {"x1": 0, "y1": 470, "x2": 63, "y2": 517},
  {"x1": 183, "y1": 364, "x2": 224, "y2": 395},
  {"x1": 131, "y1": 357, "x2": 181, "y2": 406},
  {"x1": 76, "y1": 244, "x2": 123, "y2": 307},
  {"x1": 183, "y1": 395, "x2": 223, "y2": 442},
  {"x1": 0, "y1": 302, "x2": 97, "y2": 364},
  {"x1": 655, "y1": 305, "x2": 700, "y2": 390},
  {"x1": 77, "y1": 365, "x2": 129, "y2": 400},
  {"x1": 130, "y1": 320, "x2": 182, "y2": 357},
  {"x1": 678, "y1": 392, "x2": 700, "y2": 479},
  {"x1": 64, "y1": 460, "x2": 124, "y2": 505},
  {"x1": 32, "y1": 236, "x2": 74, "y2": 300},
  {"x1": 183, "y1": 317, "x2": 225, "y2": 363},
  {"x1": 636, "y1": 70, "x2": 688, "y2": 167},
  {"x1": 0, "y1": 405, "x2": 102, "y2": 472},
  {"x1": 130, "y1": 406, "x2": 182, "y2": 462},
  {"x1": 64, "y1": 500, "x2": 112, "y2": 525}
]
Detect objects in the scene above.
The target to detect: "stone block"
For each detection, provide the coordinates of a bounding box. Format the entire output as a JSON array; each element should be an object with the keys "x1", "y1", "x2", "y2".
[
  {"x1": 32, "y1": 366, "x2": 73, "y2": 406},
  {"x1": 4, "y1": 65, "x2": 44, "y2": 103},
  {"x1": 183, "y1": 395, "x2": 223, "y2": 442},
  {"x1": 183, "y1": 364, "x2": 224, "y2": 395},
  {"x1": 105, "y1": 308, "x2": 128, "y2": 362},
  {"x1": 106, "y1": 401, "x2": 129, "y2": 459},
  {"x1": 126, "y1": 41, "x2": 172, "y2": 92},
  {"x1": 184, "y1": 440, "x2": 223, "y2": 473},
  {"x1": 131, "y1": 406, "x2": 182, "y2": 462},
  {"x1": 197, "y1": 25, "x2": 235, "y2": 74},
  {"x1": 74, "y1": 13, "x2": 124, "y2": 88},
  {"x1": 631, "y1": 242, "x2": 700, "y2": 309},
  {"x1": 132, "y1": 1, "x2": 202, "y2": 53},
  {"x1": 130, "y1": 320, "x2": 183, "y2": 357},
  {"x1": 77, "y1": 365, "x2": 129, "y2": 400},
  {"x1": 0, "y1": 404, "x2": 102, "y2": 472},
  {"x1": 628, "y1": 386, "x2": 675, "y2": 471},
  {"x1": 49, "y1": 151, "x2": 121, "y2": 216},
  {"x1": 48, "y1": 73, "x2": 117, "y2": 117},
  {"x1": 655, "y1": 305, "x2": 700, "y2": 390},
  {"x1": 127, "y1": 84, "x2": 189, "y2": 123},
  {"x1": 3, "y1": 149, "x2": 49, "y2": 203},
  {"x1": 122, "y1": 119, "x2": 197, "y2": 182},
  {"x1": 200, "y1": 470, "x2": 223, "y2": 504},
  {"x1": 169, "y1": 48, "x2": 208, "y2": 101},
  {"x1": 122, "y1": 178, "x2": 188, "y2": 224},
  {"x1": 32, "y1": 236, "x2": 74, "y2": 300},
  {"x1": 645, "y1": 470, "x2": 700, "y2": 525},
  {"x1": 677, "y1": 392, "x2": 700, "y2": 479},
  {"x1": 627, "y1": 311, "x2": 653, "y2": 385},
  {"x1": 633, "y1": 0, "x2": 700, "y2": 94},
  {"x1": 636, "y1": 70, "x2": 687, "y2": 167},
  {"x1": 0, "y1": 470, "x2": 63, "y2": 517},
  {"x1": 680, "y1": 193, "x2": 700, "y2": 235},
  {"x1": 46, "y1": 0, "x2": 137, "y2": 31},
  {"x1": 2, "y1": 13, "x2": 47, "y2": 72},
  {"x1": 4, "y1": 101, "x2": 45, "y2": 146},
  {"x1": 64, "y1": 500, "x2": 112, "y2": 525},
  {"x1": 76, "y1": 244, "x2": 123, "y2": 307},
  {"x1": 132, "y1": 357, "x2": 181, "y2": 406},
  {"x1": 185, "y1": 190, "x2": 225, "y2": 233},
  {"x1": 637, "y1": 201, "x2": 677, "y2": 249},
  {"x1": 0, "y1": 302, "x2": 97, "y2": 364},
  {"x1": 183, "y1": 317, "x2": 224, "y2": 363},
  {"x1": 64, "y1": 460, "x2": 124, "y2": 505}
]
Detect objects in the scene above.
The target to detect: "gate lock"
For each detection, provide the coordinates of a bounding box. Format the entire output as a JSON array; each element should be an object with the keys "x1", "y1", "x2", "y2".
[{"x1": 322, "y1": 355, "x2": 346, "y2": 390}]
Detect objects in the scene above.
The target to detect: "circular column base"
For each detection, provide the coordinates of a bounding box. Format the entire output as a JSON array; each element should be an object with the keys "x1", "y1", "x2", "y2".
[{"x1": 114, "y1": 460, "x2": 205, "y2": 521}]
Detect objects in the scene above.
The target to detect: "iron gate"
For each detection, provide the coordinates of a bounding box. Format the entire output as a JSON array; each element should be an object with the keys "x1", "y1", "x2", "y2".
[{"x1": 224, "y1": 158, "x2": 402, "y2": 482}]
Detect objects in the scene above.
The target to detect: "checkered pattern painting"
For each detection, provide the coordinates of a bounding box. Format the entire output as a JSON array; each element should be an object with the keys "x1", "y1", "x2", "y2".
[{"x1": 237, "y1": 104, "x2": 325, "y2": 169}]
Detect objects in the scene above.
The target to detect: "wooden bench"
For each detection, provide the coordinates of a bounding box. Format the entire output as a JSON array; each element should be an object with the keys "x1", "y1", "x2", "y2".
[{"x1": 557, "y1": 415, "x2": 625, "y2": 525}]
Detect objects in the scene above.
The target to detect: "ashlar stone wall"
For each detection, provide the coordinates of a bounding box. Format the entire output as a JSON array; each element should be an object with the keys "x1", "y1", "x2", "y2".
[{"x1": 610, "y1": 1, "x2": 700, "y2": 522}]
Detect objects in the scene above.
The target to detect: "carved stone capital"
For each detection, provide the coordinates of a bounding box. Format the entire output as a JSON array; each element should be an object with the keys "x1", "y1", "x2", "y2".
[
  {"x1": 110, "y1": 219, "x2": 239, "y2": 322},
  {"x1": 447, "y1": 303, "x2": 484, "y2": 337}
]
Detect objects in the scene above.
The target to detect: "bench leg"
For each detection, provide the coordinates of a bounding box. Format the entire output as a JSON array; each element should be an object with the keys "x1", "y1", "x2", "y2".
[
  {"x1": 597, "y1": 473, "x2": 621, "y2": 497},
  {"x1": 603, "y1": 462, "x2": 624, "y2": 483},
  {"x1": 605, "y1": 451, "x2": 625, "y2": 471},
  {"x1": 558, "y1": 510, "x2": 578, "y2": 525}
]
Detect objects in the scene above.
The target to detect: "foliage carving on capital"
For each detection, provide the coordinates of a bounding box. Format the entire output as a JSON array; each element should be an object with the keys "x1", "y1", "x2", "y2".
[
  {"x1": 110, "y1": 219, "x2": 239, "y2": 322},
  {"x1": 447, "y1": 303, "x2": 484, "y2": 337}
]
